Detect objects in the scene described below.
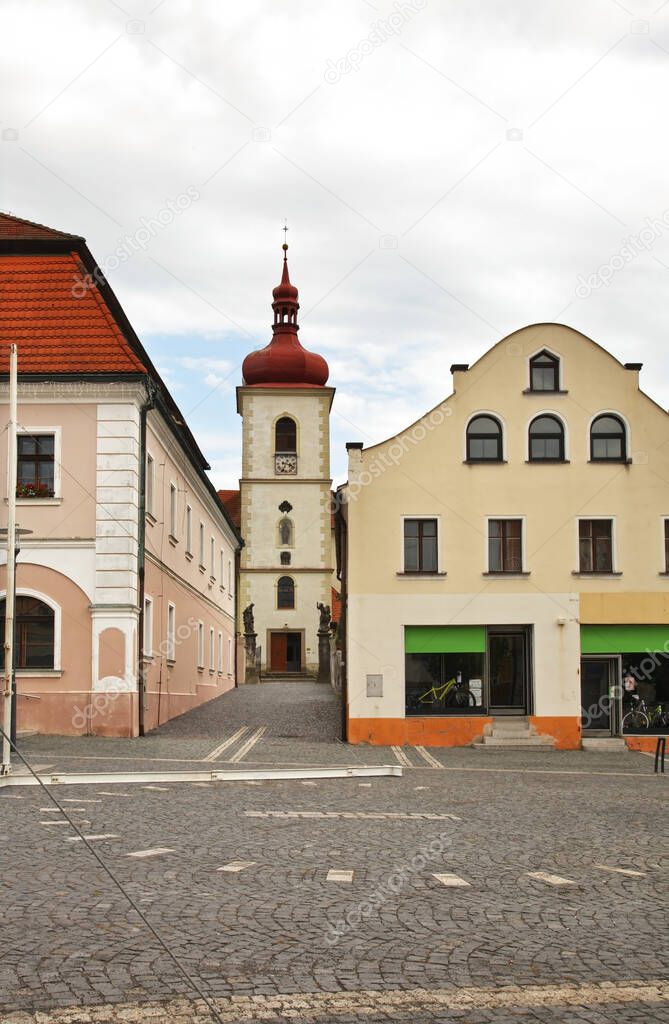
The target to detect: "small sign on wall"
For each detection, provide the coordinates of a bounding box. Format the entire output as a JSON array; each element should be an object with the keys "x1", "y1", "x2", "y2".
[{"x1": 366, "y1": 674, "x2": 383, "y2": 697}]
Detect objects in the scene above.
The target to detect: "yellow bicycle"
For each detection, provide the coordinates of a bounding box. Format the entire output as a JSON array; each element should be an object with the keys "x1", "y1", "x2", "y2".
[{"x1": 412, "y1": 676, "x2": 477, "y2": 709}]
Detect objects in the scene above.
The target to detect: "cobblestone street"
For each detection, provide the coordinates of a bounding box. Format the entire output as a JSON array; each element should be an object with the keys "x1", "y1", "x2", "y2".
[{"x1": 1, "y1": 683, "x2": 668, "y2": 1023}]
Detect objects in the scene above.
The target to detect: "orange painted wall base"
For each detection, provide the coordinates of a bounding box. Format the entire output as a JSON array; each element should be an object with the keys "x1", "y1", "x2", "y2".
[
  {"x1": 529, "y1": 716, "x2": 581, "y2": 750},
  {"x1": 347, "y1": 716, "x2": 492, "y2": 747},
  {"x1": 624, "y1": 735, "x2": 665, "y2": 753}
]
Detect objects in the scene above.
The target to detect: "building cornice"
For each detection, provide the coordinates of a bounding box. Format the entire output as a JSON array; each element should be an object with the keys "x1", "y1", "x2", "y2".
[
  {"x1": 145, "y1": 550, "x2": 235, "y2": 621},
  {"x1": 0, "y1": 379, "x2": 148, "y2": 403}
]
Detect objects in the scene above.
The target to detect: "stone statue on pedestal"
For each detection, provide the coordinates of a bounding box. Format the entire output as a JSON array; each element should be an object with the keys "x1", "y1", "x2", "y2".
[
  {"x1": 243, "y1": 603, "x2": 259, "y2": 684},
  {"x1": 316, "y1": 602, "x2": 332, "y2": 684}
]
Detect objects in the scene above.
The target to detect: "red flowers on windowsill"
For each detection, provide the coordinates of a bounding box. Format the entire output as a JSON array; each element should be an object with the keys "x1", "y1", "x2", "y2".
[{"x1": 16, "y1": 482, "x2": 54, "y2": 498}]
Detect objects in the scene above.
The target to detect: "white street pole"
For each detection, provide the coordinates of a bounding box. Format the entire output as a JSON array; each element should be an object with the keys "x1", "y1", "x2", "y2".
[{"x1": 2, "y1": 343, "x2": 17, "y2": 774}]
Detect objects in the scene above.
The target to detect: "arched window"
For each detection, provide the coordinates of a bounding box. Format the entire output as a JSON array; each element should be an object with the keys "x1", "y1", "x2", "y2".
[
  {"x1": 529, "y1": 351, "x2": 559, "y2": 392},
  {"x1": 275, "y1": 417, "x2": 297, "y2": 453},
  {"x1": 278, "y1": 517, "x2": 294, "y2": 546},
  {"x1": 466, "y1": 415, "x2": 503, "y2": 461},
  {"x1": 277, "y1": 576, "x2": 295, "y2": 610},
  {"x1": 529, "y1": 415, "x2": 565, "y2": 461},
  {"x1": 590, "y1": 414, "x2": 626, "y2": 461},
  {"x1": 0, "y1": 595, "x2": 54, "y2": 670}
]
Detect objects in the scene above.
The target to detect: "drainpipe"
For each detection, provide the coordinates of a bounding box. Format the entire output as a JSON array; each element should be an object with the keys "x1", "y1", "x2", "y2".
[{"x1": 137, "y1": 378, "x2": 156, "y2": 737}]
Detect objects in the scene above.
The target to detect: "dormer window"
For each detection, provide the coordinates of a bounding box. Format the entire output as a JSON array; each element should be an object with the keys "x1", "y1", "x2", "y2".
[{"x1": 529, "y1": 351, "x2": 559, "y2": 392}]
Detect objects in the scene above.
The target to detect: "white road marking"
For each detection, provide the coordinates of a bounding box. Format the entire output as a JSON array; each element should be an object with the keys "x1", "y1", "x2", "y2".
[
  {"x1": 142, "y1": 785, "x2": 169, "y2": 791},
  {"x1": 415, "y1": 746, "x2": 443, "y2": 768},
  {"x1": 204, "y1": 726, "x2": 250, "y2": 762},
  {"x1": 391, "y1": 745, "x2": 413, "y2": 768},
  {"x1": 433, "y1": 872, "x2": 471, "y2": 887},
  {"x1": 41, "y1": 820, "x2": 90, "y2": 826},
  {"x1": 527, "y1": 871, "x2": 576, "y2": 886},
  {"x1": 126, "y1": 847, "x2": 175, "y2": 858},
  {"x1": 358, "y1": 783, "x2": 372, "y2": 787},
  {"x1": 62, "y1": 798, "x2": 101, "y2": 804},
  {"x1": 414, "y1": 786, "x2": 429, "y2": 790},
  {"x1": 217, "y1": 860, "x2": 256, "y2": 872},
  {"x1": 301, "y1": 781, "x2": 318, "y2": 786},
  {"x1": 327, "y1": 869, "x2": 354, "y2": 883},
  {"x1": 594, "y1": 864, "x2": 646, "y2": 877},
  {"x1": 229, "y1": 725, "x2": 267, "y2": 763},
  {"x1": 97, "y1": 791, "x2": 131, "y2": 797},
  {"x1": 66, "y1": 834, "x2": 119, "y2": 843},
  {"x1": 191, "y1": 782, "x2": 211, "y2": 787},
  {"x1": 245, "y1": 810, "x2": 460, "y2": 821}
]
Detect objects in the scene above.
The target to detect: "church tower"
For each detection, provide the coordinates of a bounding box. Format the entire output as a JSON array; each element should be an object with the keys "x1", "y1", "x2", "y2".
[{"x1": 236, "y1": 242, "x2": 335, "y2": 676}]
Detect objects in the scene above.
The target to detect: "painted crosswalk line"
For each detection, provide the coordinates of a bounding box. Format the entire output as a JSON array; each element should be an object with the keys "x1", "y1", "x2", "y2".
[
  {"x1": 415, "y1": 746, "x2": 443, "y2": 768},
  {"x1": 218, "y1": 860, "x2": 256, "y2": 872},
  {"x1": 203, "y1": 726, "x2": 250, "y2": 762},
  {"x1": 229, "y1": 725, "x2": 267, "y2": 763},
  {"x1": 66, "y1": 834, "x2": 119, "y2": 843},
  {"x1": 594, "y1": 863, "x2": 646, "y2": 877},
  {"x1": 391, "y1": 745, "x2": 413, "y2": 767},
  {"x1": 142, "y1": 785, "x2": 169, "y2": 791},
  {"x1": 41, "y1": 820, "x2": 90, "y2": 826},
  {"x1": 245, "y1": 810, "x2": 460, "y2": 821},
  {"x1": 126, "y1": 847, "x2": 174, "y2": 858},
  {"x1": 433, "y1": 872, "x2": 471, "y2": 887},
  {"x1": 327, "y1": 869, "x2": 354, "y2": 883},
  {"x1": 527, "y1": 871, "x2": 576, "y2": 886},
  {"x1": 62, "y1": 798, "x2": 101, "y2": 804}
]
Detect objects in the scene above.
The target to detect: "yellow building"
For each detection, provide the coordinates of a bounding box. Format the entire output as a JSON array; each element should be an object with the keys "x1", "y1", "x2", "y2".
[{"x1": 341, "y1": 324, "x2": 669, "y2": 750}]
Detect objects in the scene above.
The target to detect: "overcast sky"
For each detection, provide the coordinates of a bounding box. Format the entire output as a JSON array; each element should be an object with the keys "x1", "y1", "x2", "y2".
[{"x1": 3, "y1": 0, "x2": 669, "y2": 488}]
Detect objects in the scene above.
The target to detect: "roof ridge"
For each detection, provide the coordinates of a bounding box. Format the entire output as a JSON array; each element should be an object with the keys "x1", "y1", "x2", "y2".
[{"x1": 0, "y1": 210, "x2": 84, "y2": 240}]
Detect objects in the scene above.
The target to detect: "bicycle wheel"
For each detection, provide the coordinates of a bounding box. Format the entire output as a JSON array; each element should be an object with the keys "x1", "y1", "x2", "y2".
[
  {"x1": 451, "y1": 688, "x2": 477, "y2": 708},
  {"x1": 622, "y1": 709, "x2": 649, "y2": 732}
]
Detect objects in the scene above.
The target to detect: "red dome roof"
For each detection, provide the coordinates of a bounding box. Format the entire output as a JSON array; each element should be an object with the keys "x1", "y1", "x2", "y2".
[{"x1": 242, "y1": 245, "x2": 329, "y2": 388}]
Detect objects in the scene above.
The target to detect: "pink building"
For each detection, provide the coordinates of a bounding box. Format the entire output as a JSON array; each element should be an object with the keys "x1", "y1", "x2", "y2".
[{"x1": 0, "y1": 213, "x2": 241, "y2": 737}]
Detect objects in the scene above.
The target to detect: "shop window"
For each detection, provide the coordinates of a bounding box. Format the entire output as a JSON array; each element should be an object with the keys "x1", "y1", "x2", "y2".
[
  {"x1": 590, "y1": 414, "x2": 626, "y2": 461},
  {"x1": 529, "y1": 351, "x2": 559, "y2": 392},
  {"x1": 17, "y1": 433, "x2": 55, "y2": 498},
  {"x1": 406, "y1": 652, "x2": 485, "y2": 716},
  {"x1": 621, "y1": 653, "x2": 669, "y2": 733},
  {"x1": 466, "y1": 415, "x2": 503, "y2": 462},
  {"x1": 488, "y1": 519, "x2": 522, "y2": 573},
  {"x1": 579, "y1": 519, "x2": 613, "y2": 573},
  {"x1": 277, "y1": 576, "x2": 295, "y2": 609},
  {"x1": 0, "y1": 596, "x2": 54, "y2": 669},
  {"x1": 528, "y1": 415, "x2": 565, "y2": 461},
  {"x1": 403, "y1": 518, "x2": 438, "y2": 573}
]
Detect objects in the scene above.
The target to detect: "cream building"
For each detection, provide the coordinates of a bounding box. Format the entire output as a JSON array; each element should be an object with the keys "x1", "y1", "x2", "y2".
[
  {"x1": 342, "y1": 324, "x2": 669, "y2": 750},
  {"x1": 0, "y1": 213, "x2": 241, "y2": 737},
  {"x1": 235, "y1": 245, "x2": 335, "y2": 675}
]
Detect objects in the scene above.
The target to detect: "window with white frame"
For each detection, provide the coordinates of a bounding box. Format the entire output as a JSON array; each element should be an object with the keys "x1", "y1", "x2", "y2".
[
  {"x1": 210, "y1": 537, "x2": 216, "y2": 577},
  {"x1": 169, "y1": 482, "x2": 178, "y2": 538},
  {"x1": 228, "y1": 637, "x2": 233, "y2": 675},
  {"x1": 197, "y1": 621, "x2": 205, "y2": 667},
  {"x1": 199, "y1": 523, "x2": 205, "y2": 567},
  {"x1": 220, "y1": 550, "x2": 225, "y2": 587},
  {"x1": 143, "y1": 596, "x2": 153, "y2": 655},
  {"x1": 228, "y1": 559, "x2": 233, "y2": 594},
  {"x1": 17, "y1": 428, "x2": 60, "y2": 500},
  {"x1": 209, "y1": 626, "x2": 215, "y2": 671},
  {"x1": 146, "y1": 453, "x2": 155, "y2": 515},
  {"x1": 186, "y1": 504, "x2": 193, "y2": 554},
  {"x1": 167, "y1": 603, "x2": 176, "y2": 661},
  {"x1": 218, "y1": 631, "x2": 223, "y2": 673}
]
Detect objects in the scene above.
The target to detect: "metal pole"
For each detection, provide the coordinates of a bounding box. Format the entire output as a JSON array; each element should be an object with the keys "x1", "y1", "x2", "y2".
[{"x1": 2, "y1": 343, "x2": 17, "y2": 775}]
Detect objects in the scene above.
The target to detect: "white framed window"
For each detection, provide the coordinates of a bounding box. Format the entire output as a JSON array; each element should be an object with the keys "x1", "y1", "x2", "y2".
[
  {"x1": 209, "y1": 626, "x2": 215, "y2": 671},
  {"x1": 228, "y1": 636, "x2": 233, "y2": 675},
  {"x1": 167, "y1": 603, "x2": 176, "y2": 662},
  {"x1": 16, "y1": 426, "x2": 62, "y2": 502},
  {"x1": 218, "y1": 631, "x2": 223, "y2": 673},
  {"x1": 145, "y1": 452, "x2": 155, "y2": 515},
  {"x1": 228, "y1": 559, "x2": 233, "y2": 594},
  {"x1": 199, "y1": 523, "x2": 205, "y2": 567},
  {"x1": 197, "y1": 621, "x2": 205, "y2": 668},
  {"x1": 186, "y1": 504, "x2": 193, "y2": 555},
  {"x1": 400, "y1": 515, "x2": 443, "y2": 575},
  {"x1": 0, "y1": 589, "x2": 61, "y2": 671},
  {"x1": 220, "y1": 550, "x2": 225, "y2": 587},
  {"x1": 484, "y1": 516, "x2": 527, "y2": 574},
  {"x1": 576, "y1": 517, "x2": 618, "y2": 574},
  {"x1": 169, "y1": 482, "x2": 178, "y2": 538},
  {"x1": 143, "y1": 595, "x2": 153, "y2": 655},
  {"x1": 210, "y1": 537, "x2": 216, "y2": 578}
]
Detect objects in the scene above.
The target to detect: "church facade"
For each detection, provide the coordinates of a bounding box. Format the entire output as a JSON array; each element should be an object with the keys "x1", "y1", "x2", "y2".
[{"x1": 234, "y1": 245, "x2": 335, "y2": 676}]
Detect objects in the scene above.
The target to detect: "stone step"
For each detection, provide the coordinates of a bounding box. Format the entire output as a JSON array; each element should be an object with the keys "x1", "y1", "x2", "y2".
[
  {"x1": 481, "y1": 735, "x2": 555, "y2": 747},
  {"x1": 489, "y1": 725, "x2": 533, "y2": 737},
  {"x1": 581, "y1": 737, "x2": 628, "y2": 752}
]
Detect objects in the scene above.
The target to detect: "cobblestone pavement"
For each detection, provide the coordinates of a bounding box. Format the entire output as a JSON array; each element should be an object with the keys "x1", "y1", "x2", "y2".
[{"x1": 1, "y1": 740, "x2": 667, "y2": 1022}]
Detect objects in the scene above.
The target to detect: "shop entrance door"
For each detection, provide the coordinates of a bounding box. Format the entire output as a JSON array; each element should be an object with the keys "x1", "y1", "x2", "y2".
[
  {"x1": 581, "y1": 656, "x2": 620, "y2": 734},
  {"x1": 489, "y1": 631, "x2": 528, "y2": 714}
]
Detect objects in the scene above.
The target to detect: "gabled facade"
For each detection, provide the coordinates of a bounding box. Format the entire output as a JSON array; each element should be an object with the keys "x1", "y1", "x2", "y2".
[
  {"x1": 0, "y1": 213, "x2": 241, "y2": 736},
  {"x1": 342, "y1": 324, "x2": 669, "y2": 750}
]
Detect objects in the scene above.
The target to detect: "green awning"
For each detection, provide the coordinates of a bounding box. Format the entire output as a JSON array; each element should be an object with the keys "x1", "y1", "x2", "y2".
[
  {"x1": 405, "y1": 626, "x2": 486, "y2": 654},
  {"x1": 581, "y1": 625, "x2": 669, "y2": 654}
]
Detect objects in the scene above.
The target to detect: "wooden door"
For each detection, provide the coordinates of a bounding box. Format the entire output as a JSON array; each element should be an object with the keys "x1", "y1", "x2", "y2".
[{"x1": 270, "y1": 633, "x2": 288, "y2": 671}]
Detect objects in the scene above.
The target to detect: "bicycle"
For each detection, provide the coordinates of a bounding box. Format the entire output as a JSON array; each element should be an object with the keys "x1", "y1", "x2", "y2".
[
  {"x1": 411, "y1": 676, "x2": 477, "y2": 710},
  {"x1": 622, "y1": 696, "x2": 669, "y2": 732}
]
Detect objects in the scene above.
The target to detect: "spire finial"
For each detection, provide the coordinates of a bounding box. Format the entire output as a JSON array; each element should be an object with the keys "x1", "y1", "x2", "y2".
[{"x1": 282, "y1": 219, "x2": 289, "y2": 255}]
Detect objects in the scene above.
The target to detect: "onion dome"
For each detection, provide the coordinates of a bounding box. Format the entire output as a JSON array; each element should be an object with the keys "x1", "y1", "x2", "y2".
[{"x1": 242, "y1": 242, "x2": 329, "y2": 387}]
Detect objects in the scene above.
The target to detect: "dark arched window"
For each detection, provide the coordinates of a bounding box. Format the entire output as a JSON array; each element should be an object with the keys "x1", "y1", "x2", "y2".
[
  {"x1": 529, "y1": 415, "x2": 565, "y2": 461},
  {"x1": 277, "y1": 576, "x2": 295, "y2": 609},
  {"x1": 466, "y1": 415, "x2": 503, "y2": 461},
  {"x1": 0, "y1": 596, "x2": 54, "y2": 670},
  {"x1": 275, "y1": 417, "x2": 296, "y2": 453},
  {"x1": 590, "y1": 414, "x2": 626, "y2": 461},
  {"x1": 529, "y1": 351, "x2": 559, "y2": 392},
  {"x1": 278, "y1": 517, "x2": 293, "y2": 546}
]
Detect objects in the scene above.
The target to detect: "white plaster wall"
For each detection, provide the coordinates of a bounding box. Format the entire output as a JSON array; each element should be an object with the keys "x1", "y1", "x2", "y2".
[
  {"x1": 243, "y1": 482, "x2": 328, "y2": 568},
  {"x1": 7, "y1": 544, "x2": 96, "y2": 603},
  {"x1": 96, "y1": 403, "x2": 140, "y2": 607},
  {"x1": 243, "y1": 390, "x2": 329, "y2": 479},
  {"x1": 246, "y1": 570, "x2": 331, "y2": 672},
  {"x1": 347, "y1": 592, "x2": 581, "y2": 720}
]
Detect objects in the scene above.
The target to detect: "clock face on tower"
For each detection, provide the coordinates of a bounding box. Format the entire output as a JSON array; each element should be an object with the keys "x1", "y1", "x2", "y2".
[{"x1": 275, "y1": 454, "x2": 297, "y2": 475}]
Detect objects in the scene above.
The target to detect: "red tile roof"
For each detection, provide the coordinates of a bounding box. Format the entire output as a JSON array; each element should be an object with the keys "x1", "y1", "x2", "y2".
[
  {"x1": 0, "y1": 212, "x2": 82, "y2": 240},
  {"x1": 218, "y1": 489, "x2": 241, "y2": 529},
  {"x1": 0, "y1": 251, "x2": 146, "y2": 374}
]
